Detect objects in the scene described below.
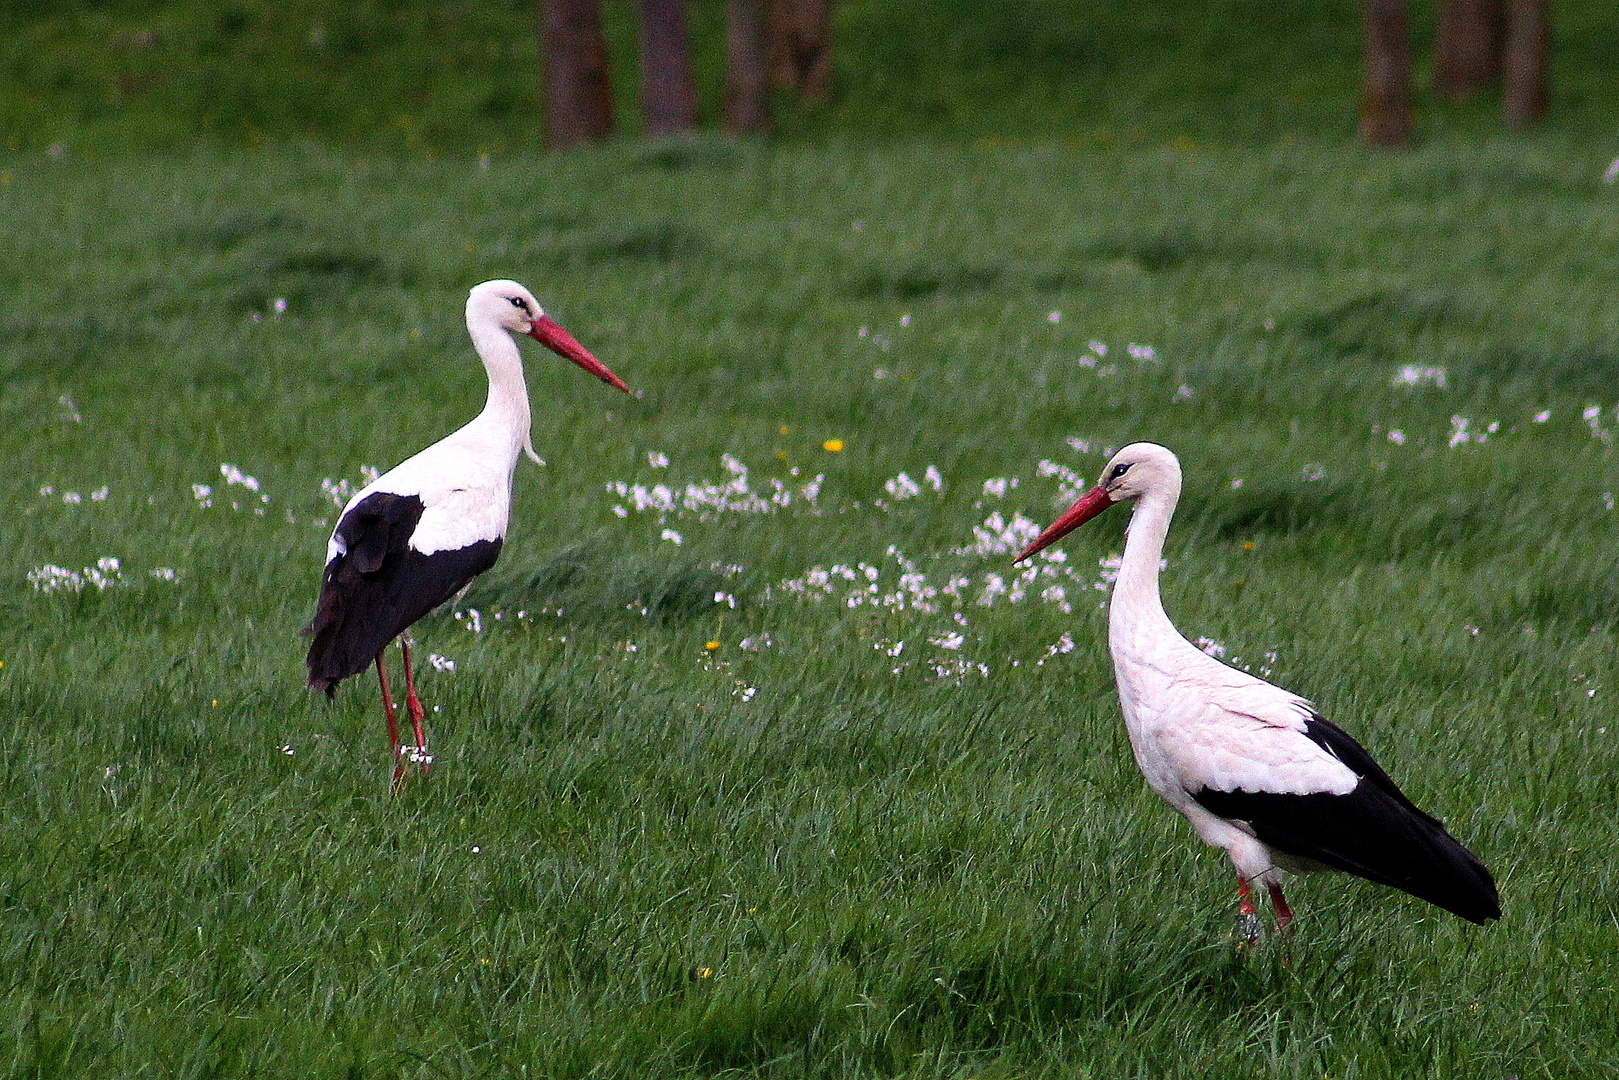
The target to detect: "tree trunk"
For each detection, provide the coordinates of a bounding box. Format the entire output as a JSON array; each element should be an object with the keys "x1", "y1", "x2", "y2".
[
  {"x1": 725, "y1": 0, "x2": 772, "y2": 134},
  {"x1": 1435, "y1": 0, "x2": 1504, "y2": 101},
  {"x1": 638, "y1": 0, "x2": 697, "y2": 137},
  {"x1": 768, "y1": 0, "x2": 834, "y2": 103},
  {"x1": 541, "y1": 0, "x2": 614, "y2": 149},
  {"x1": 1359, "y1": 0, "x2": 1413, "y2": 148},
  {"x1": 1501, "y1": 0, "x2": 1550, "y2": 127}
]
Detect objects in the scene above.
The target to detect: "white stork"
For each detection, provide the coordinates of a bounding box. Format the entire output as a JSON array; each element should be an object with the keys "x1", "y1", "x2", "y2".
[
  {"x1": 1015, "y1": 442, "x2": 1499, "y2": 939},
  {"x1": 304, "y1": 279, "x2": 630, "y2": 790}
]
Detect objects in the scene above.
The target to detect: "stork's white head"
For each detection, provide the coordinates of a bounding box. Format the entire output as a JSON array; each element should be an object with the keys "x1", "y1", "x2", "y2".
[
  {"x1": 1092, "y1": 442, "x2": 1182, "y2": 505},
  {"x1": 465, "y1": 278, "x2": 631, "y2": 394},
  {"x1": 1014, "y1": 442, "x2": 1182, "y2": 563},
  {"x1": 468, "y1": 278, "x2": 548, "y2": 336}
]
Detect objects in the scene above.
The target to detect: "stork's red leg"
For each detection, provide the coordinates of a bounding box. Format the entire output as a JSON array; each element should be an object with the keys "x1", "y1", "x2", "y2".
[
  {"x1": 1235, "y1": 874, "x2": 1261, "y2": 947},
  {"x1": 376, "y1": 651, "x2": 407, "y2": 793},
  {"x1": 400, "y1": 637, "x2": 431, "y2": 777},
  {"x1": 1266, "y1": 881, "x2": 1295, "y2": 936}
]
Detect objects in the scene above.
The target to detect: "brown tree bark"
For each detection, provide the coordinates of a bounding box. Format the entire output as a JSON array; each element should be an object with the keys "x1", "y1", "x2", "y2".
[
  {"x1": 638, "y1": 0, "x2": 698, "y2": 136},
  {"x1": 768, "y1": 0, "x2": 834, "y2": 103},
  {"x1": 1501, "y1": 0, "x2": 1550, "y2": 127},
  {"x1": 1359, "y1": 0, "x2": 1413, "y2": 148},
  {"x1": 541, "y1": 0, "x2": 614, "y2": 148},
  {"x1": 1435, "y1": 0, "x2": 1504, "y2": 101},
  {"x1": 725, "y1": 0, "x2": 772, "y2": 133}
]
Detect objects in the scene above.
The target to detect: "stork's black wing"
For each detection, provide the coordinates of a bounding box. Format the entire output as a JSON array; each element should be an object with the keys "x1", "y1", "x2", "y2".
[
  {"x1": 1192, "y1": 715, "x2": 1500, "y2": 924},
  {"x1": 304, "y1": 491, "x2": 501, "y2": 693}
]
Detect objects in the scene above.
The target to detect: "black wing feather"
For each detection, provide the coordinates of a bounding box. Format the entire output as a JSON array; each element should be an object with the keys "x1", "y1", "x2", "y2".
[
  {"x1": 1192, "y1": 715, "x2": 1501, "y2": 924},
  {"x1": 303, "y1": 491, "x2": 502, "y2": 694}
]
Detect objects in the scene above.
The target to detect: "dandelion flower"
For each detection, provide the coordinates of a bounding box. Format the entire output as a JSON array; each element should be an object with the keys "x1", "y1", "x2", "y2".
[
  {"x1": 705, "y1": 640, "x2": 721, "y2": 651},
  {"x1": 823, "y1": 439, "x2": 844, "y2": 452}
]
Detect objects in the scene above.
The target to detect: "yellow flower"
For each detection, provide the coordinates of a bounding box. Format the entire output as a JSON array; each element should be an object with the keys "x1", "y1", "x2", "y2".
[
  {"x1": 705, "y1": 641, "x2": 721, "y2": 651},
  {"x1": 1243, "y1": 541, "x2": 1255, "y2": 550},
  {"x1": 823, "y1": 439, "x2": 844, "y2": 453}
]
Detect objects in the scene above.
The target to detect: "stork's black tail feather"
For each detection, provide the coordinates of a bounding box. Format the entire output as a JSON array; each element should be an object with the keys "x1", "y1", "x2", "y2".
[
  {"x1": 304, "y1": 491, "x2": 501, "y2": 696},
  {"x1": 1193, "y1": 715, "x2": 1501, "y2": 924}
]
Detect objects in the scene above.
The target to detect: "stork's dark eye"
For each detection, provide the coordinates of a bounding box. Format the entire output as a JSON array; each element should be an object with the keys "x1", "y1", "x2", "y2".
[
  {"x1": 508, "y1": 296, "x2": 530, "y2": 313},
  {"x1": 1109, "y1": 462, "x2": 1132, "y2": 481}
]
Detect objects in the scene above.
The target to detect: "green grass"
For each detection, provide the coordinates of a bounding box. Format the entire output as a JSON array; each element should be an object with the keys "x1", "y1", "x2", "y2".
[
  {"x1": 1, "y1": 133, "x2": 1615, "y2": 1077},
  {"x1": 3, "y1": 3, "x2": 1619, "y2": 1076}
]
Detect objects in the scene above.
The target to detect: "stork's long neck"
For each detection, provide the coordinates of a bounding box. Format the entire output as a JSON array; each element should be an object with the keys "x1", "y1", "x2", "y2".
[
  {"x1": 466, "y1": 313, "x2": 537, "y2": 466},
  {"x1": 1109, "y1": 486, "x2": 1185, "y2": 657}
]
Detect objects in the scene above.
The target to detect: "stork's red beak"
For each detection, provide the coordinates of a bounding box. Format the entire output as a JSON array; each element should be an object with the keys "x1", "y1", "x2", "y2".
[
  {"x1": 529, "y1": 315, "x2": 632, "y2": 395},
  {"x1": 1014, "y1": 485, "x2": 1114, "y2": 563}
]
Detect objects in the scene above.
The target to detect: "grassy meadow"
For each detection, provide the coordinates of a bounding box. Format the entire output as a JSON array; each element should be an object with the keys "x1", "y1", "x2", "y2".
[{"x1": 3, "y1": 2, "x2": 1619, "y2": 1077}]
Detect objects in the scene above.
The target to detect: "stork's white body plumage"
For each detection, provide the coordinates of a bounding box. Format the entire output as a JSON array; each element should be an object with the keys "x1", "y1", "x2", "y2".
[
  {"x1": 1017, "y1": 442, "x2": 1499, "y2": 936},
  {"x1": 305, "y1": 279, "x2": 630, "y2": 790}
]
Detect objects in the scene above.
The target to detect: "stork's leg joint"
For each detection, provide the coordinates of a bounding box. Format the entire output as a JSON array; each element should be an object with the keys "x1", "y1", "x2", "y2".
[
  {"x1": 376, "y1": 651, "x2": 411, "y2": 796},
  {"x1": 399, "y1": 638, "x2": 432, "y2": 778},
  {"x1": 1235, "y1": 874, "x2": 1262, "y2": 948}
]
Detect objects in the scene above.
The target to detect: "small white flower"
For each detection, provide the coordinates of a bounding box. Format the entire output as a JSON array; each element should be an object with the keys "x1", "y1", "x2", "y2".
[
  {"x1": 428, "y1": 653, "x2": 457, "y2": 672},
  {"x1": 661, "y1": 528, "x2": 684, "y2": 545},
  {"x1": 883, "y1": 472, "x2": 922, "y2": 499},
  {"x1": 1387, "y1": 429, "x2": 1407, "y2": 445},
  {"x1": 1392, "y1": 365, "x2": 1448, "y2": 389},
  {"x1": 981, "y1": 477, "x2": 1018, "y2": 498},
  {"x1": 647, "y1": 451, "x2": 669, "y2": 468},
  {"x1": 220, "y1": 463, "x2": 262, "y2": 492}
]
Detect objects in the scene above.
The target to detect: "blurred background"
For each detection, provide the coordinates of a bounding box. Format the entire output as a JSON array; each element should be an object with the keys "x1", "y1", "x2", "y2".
[{"x1": 0, "y1": 0, "x2": 1610, "y2": 155}]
